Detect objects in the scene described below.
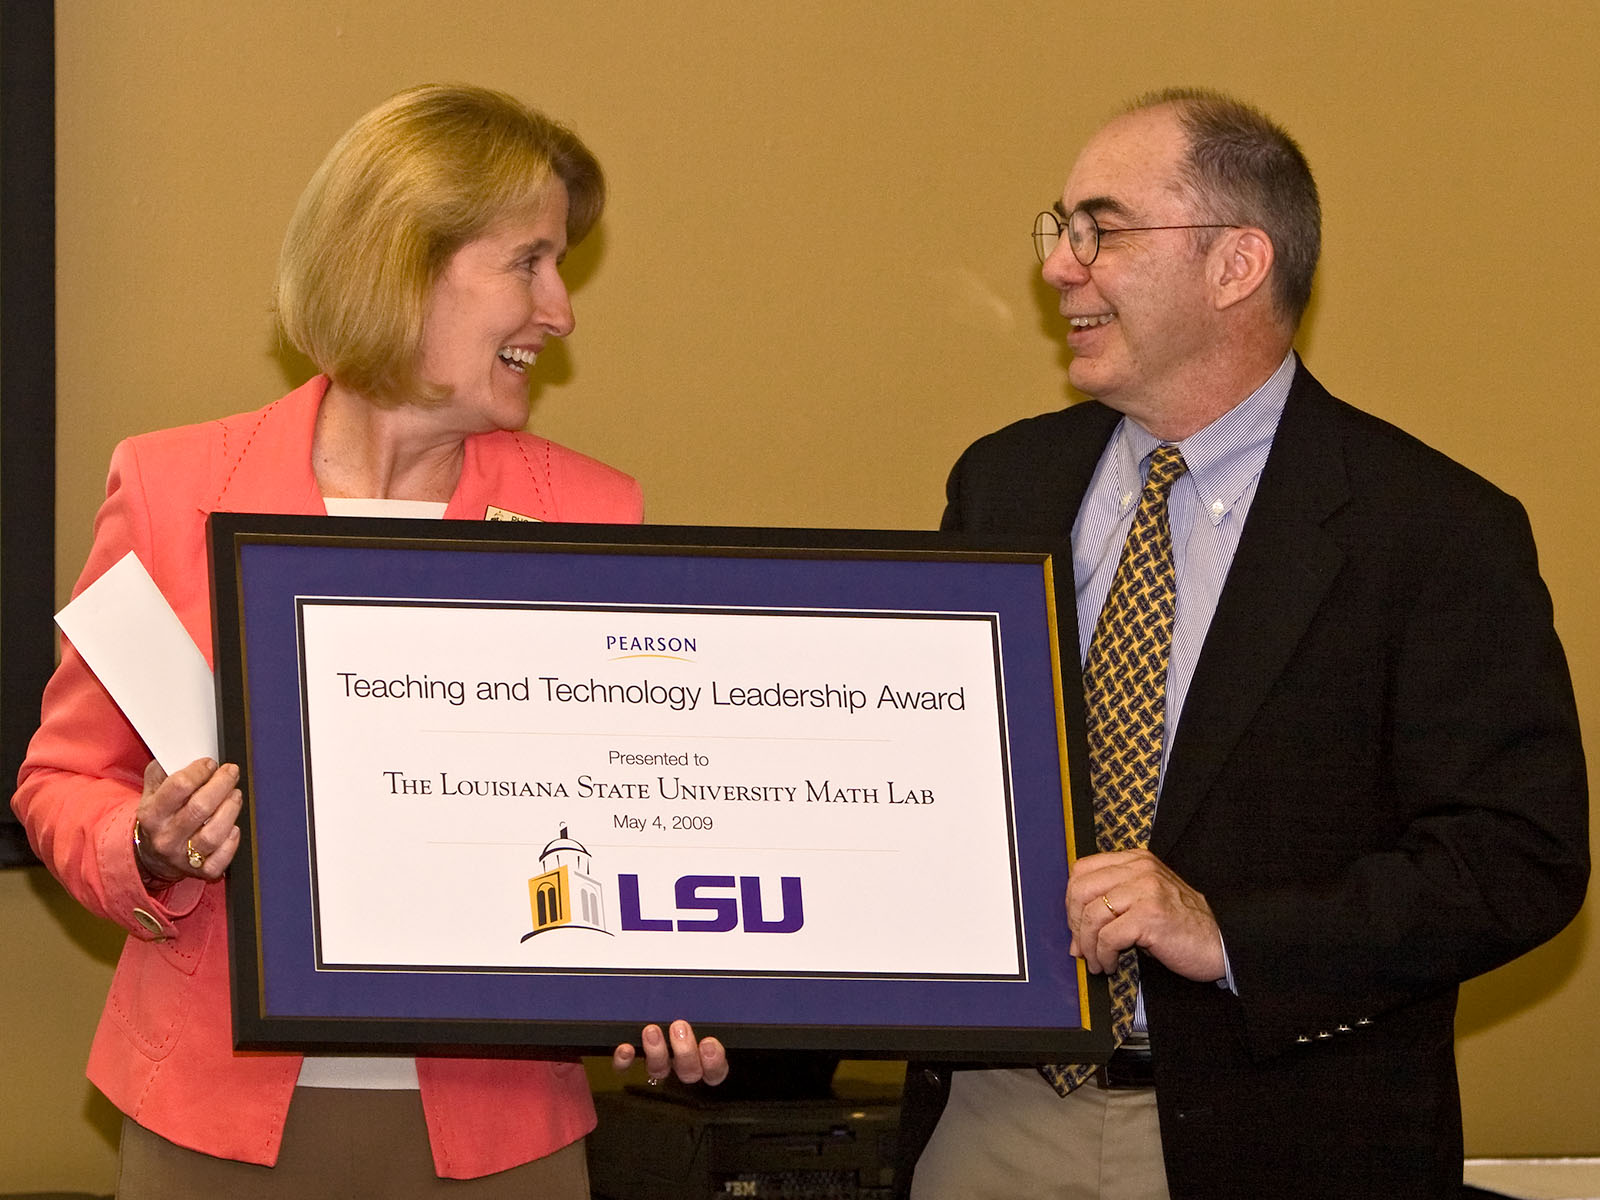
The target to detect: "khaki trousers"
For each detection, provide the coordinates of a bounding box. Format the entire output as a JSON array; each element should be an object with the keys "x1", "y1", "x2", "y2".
[
  {"x1": 909, "y1": 1066, "x2": 1169, "y2": 1200},
  {"x1": 116, "y1": 1087, "x2": 590, "y2": 1200}
]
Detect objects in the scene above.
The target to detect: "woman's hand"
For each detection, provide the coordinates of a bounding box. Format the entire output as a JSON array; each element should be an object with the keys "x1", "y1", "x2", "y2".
[
  {"x1": 612, "y1": 1020, "x2": 728, "y2": 1086},
  {"x1": 133, "y1": 757, "x2": 243, "y2": 884}
]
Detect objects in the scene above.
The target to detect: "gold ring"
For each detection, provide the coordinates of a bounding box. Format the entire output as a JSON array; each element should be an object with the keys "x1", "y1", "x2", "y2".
[
  {"x1": 186, "y1": 841, "x2": 205, "y2": 869},
  {"x1": 645, "y1": 1074, "x2": 662, "y2": 1086},
  {"x1": 1101, "y1": 894, "x2": 1117, "y2": 916}
]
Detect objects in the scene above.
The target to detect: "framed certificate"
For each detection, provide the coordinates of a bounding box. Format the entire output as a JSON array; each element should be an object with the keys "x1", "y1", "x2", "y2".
[{"x1": 210, "y1": 514, "x2": 1109, "y2": 1062}]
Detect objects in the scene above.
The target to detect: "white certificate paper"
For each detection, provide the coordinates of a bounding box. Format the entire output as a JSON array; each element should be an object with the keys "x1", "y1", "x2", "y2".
[{"x1": 298, "y1": 601, "x2": 1025, "y2": 981}]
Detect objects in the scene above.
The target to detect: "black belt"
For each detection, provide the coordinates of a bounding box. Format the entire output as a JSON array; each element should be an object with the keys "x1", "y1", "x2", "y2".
[{"x1": 1094, "y1": 1037, "x2": 1154, "y2": 1090}]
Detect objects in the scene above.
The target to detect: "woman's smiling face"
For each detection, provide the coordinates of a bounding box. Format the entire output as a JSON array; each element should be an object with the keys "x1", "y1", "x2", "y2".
[{"x1": 413, "y1": 186, "x2": 574, "y2": 432}]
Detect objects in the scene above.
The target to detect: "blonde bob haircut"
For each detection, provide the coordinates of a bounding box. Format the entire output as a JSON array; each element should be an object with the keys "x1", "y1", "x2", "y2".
[{"x1": 276, "y1": 84, "x2": 604, "y2": 404}]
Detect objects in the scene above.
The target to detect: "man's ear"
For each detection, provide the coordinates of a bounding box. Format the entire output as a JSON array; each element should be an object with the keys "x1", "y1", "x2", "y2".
[{"x1": 1211, "y1": 227, "x2": 1274, "y2": 311}]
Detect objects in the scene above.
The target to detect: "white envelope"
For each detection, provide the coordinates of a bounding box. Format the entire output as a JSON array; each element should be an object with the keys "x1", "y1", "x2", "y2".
[{"x1": 54, "y1": 551, "x2": 218, "y2": 773}]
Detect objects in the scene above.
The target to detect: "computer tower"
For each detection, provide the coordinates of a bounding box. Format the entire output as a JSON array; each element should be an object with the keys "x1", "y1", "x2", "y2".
[{"x1": 588, "y1": 1082, "x2": 901, "y2": 1200}]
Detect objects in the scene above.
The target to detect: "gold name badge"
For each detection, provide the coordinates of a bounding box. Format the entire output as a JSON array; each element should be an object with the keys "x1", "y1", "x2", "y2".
[{"x1": 484, "y1": 506, "x2": 542, "y2": 522}]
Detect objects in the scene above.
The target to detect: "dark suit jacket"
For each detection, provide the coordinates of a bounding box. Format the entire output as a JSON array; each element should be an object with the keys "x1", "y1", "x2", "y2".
[{"x1": 898, "y1": 365, "x2": 1589, "y2": 1199}]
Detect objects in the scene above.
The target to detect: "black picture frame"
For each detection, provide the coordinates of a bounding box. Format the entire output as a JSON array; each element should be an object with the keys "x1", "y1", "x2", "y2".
[
  {"x1": 210, "y1": 513, "x2": 1109, "y2": 1064},
  {"x1": 1, "y1": 0, "x2": 57, "y2": 867}
]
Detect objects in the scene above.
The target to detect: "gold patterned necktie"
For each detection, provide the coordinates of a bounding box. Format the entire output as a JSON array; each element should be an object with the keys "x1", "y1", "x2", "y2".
[{"x1": 1041, "y1": 443, "x2": 1188, "y2": 1097}]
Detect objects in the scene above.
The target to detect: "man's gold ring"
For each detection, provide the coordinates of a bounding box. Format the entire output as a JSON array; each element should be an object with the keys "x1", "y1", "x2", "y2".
[
  {"x1": 186, "y1": 841, "x2": 205, "y2": 869},
  {"x1": 1101, "y1": 894, "x2": 1118, "y2": 916}
]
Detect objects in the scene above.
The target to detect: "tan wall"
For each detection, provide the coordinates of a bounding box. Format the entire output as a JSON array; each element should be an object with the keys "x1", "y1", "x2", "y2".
[{"x1": 6, "y1": 0, "x2": 1596, "y2": 1190}]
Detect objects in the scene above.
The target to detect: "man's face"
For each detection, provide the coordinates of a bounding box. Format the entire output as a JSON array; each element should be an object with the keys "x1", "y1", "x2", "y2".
[{"x1": 1043, "y1": 106, "x2": 1220, "y2": 421}]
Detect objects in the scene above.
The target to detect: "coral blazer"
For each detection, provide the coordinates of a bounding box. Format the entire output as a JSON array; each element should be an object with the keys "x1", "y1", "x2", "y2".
[{"x1": 14, "y1": 376, "x2": 643, "y2": 1177}]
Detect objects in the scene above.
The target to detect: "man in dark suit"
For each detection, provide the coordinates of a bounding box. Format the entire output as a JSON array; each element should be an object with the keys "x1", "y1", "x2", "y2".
[{"x1": 900, "y1": 88, "x2": 1588, "y2": 1200}]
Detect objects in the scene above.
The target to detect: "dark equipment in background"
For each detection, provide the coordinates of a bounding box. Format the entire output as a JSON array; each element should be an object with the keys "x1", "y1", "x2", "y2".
[{"x1": 589, "y1": 1053, "x2": 900, "y2": 1200}]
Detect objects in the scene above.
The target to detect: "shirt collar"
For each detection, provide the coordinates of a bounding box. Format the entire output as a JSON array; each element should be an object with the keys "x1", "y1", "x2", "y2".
[{"x1": 1112, "y1": 350, "x2": 1296, "y2": 526}]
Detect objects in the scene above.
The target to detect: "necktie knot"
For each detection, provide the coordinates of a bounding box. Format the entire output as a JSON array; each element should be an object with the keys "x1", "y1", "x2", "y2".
[{"x1": 1145, "y1": 444, "x2": 1187, "y2": 498}]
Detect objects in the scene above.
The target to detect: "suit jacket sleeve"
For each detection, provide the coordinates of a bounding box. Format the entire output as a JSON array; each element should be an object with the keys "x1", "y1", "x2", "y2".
[
  {"x1": 1199, "y1": 449, "x2": 1589, "y2": 1054},
  {"x1": 13, "y1": 434, "x2": 209, "y2": 936}
]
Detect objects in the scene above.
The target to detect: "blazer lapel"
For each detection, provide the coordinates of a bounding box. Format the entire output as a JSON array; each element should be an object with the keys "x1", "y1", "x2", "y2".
[
  {"x1": 446, "y1": 430, "x2": 554, "y2": 522},
  {"x1": 1150, "y1": 368, "x2": 1352, "y2": 855},
  {"x1": 208, "y1": 376, "x2": 329, "y2": 516}
]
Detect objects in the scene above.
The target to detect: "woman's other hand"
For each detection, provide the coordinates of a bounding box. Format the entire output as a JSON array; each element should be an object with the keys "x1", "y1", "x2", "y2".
[
  {"x1": 134, "y1": 757, "x2": 243, "y2": 884},
  {"x1": 611, "y1": 1020, "x2": 728, "y2": 1086}
]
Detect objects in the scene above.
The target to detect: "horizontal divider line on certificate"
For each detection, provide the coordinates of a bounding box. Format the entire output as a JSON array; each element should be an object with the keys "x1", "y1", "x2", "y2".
[
  {"x1": 424, "y1": 840, "x2": 907, "y2": 853},
  {"x1": 416, "y1": 728, "x2": 898, "y2": 744}
]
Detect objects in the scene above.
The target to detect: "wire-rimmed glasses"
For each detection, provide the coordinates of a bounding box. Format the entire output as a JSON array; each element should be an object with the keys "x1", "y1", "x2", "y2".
[{"x1": 1033, "y1": 208, "x2": 1240, "y2": 266}]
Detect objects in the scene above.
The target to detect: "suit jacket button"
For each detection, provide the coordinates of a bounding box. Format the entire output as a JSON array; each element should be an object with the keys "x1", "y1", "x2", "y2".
[
  {"x1": 132, "y1": 908, "x2": 165, "y2": 938},
  {"x1": 1295, "y1": 1035, "x2": 1311, "y2": 1044},
  {"x1": 1315, "y1": 1031, "x2": 1333, "y2": 1040}
]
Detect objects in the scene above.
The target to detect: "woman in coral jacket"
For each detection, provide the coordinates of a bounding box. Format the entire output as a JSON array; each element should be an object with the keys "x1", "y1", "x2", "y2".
[{"x1": 14, "y1": 84, "x2": 724, "y2": 1199}]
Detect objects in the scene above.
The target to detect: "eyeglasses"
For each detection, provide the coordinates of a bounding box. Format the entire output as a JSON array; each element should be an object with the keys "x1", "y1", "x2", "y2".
[{"x1": 1033, "y1": 208, "x2": 1239, "y2": 266}]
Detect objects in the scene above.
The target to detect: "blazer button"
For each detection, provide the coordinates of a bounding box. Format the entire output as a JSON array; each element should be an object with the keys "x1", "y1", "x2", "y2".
[
  {"x1": 132, "y1": 908, "x2": 166, "y2": 939},
  {"x1": 1315, "y1": 1031, "x2": 1333, "y2": 1040},
  {"x1": 1336, "y1": 1024, "x2": 1352, "y2": 1034},
  {"x1": 1295, "y1": 1035, "x2": 1310, "y2": 1044}
]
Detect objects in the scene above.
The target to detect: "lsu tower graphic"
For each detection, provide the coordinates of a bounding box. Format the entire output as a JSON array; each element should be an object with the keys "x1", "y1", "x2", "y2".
[{"x1": 521, "y1": 824, "x2": 612, "y2": 941}]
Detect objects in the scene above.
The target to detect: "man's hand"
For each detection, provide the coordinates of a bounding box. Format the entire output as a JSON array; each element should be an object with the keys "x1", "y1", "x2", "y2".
[{"x1": 1066, "y1": 848, "x2": 1226, "y2": 982}]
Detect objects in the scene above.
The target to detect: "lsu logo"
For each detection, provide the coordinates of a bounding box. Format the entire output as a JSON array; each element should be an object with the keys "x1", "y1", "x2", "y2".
[
  {"x1": 617, "y1": 873, "x2": 804, "y2": 933},
  {"x1": 519, "y1": 824, "x2": 803, "y2": 941},
  {"x1": 522, "y1": 825, "x2": 612, "y2": 941}
]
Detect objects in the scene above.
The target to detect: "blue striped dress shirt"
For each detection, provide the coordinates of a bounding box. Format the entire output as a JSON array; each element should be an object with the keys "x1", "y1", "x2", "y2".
[{"x1": 1071, "y1": 350, "x2": 1297, "y2": 1022}]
